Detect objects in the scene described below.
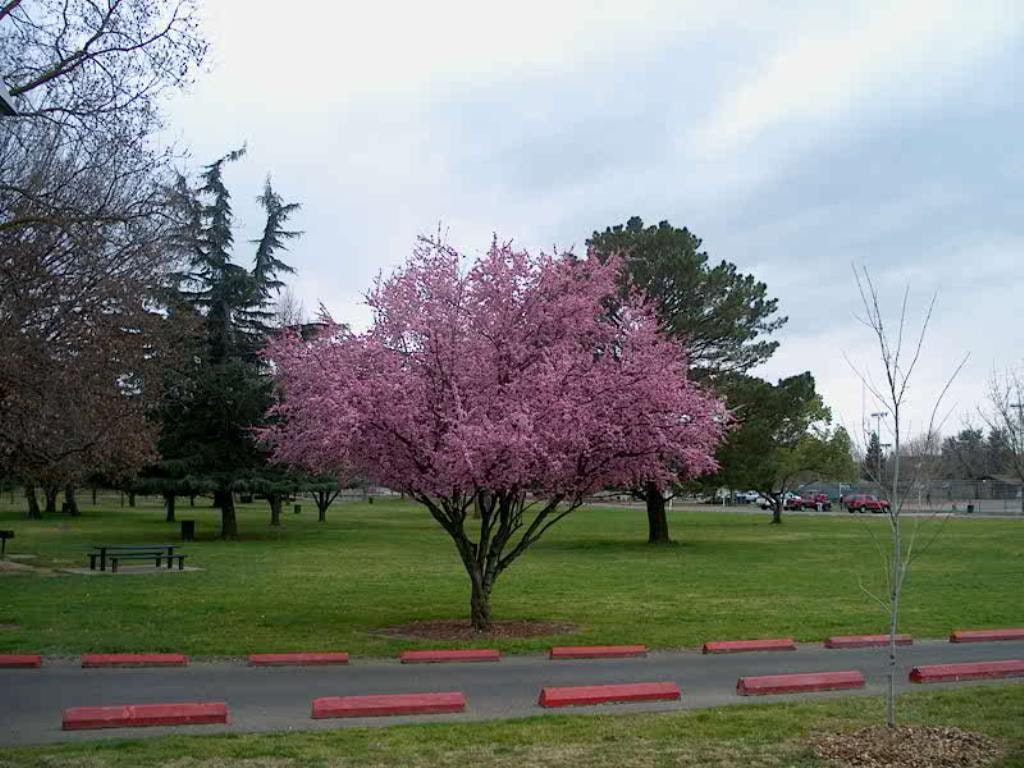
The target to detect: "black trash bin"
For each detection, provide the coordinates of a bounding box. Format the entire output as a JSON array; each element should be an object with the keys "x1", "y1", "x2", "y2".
[
  {"x1": 293, "y1": 503, "x2": 301, "y2": 515},
  {"x1": 181, "y1": 519, "x2": 196, "y2": 541},
  {"x1": 966, "y1": 504, "x2": 975, "y2": 514}
]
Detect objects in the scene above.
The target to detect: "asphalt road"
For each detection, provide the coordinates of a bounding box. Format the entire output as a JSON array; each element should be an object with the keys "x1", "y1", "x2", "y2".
[{"x1": 2, "y1": 640, "x2": 1022, "y2": 746}]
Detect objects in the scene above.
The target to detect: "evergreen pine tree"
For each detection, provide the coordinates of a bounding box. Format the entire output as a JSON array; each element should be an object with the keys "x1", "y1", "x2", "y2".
[{"x1": 147, "y1": 150, "x2": 302, "y2": 538}]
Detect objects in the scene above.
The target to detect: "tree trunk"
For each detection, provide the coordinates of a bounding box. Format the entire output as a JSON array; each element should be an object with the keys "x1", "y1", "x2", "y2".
[
  {"x1": 472, "y1": 490, "x2": 490, "y2": 520},
  {"x1": 215, "y1": 489, "x2": 238, "y2": 539},
  {"x1": 771, "y1": 497, "x2": 783, "y2": 524},
  {"x1": 127, "y1": 491, "x2": 136, "y2": 507},
  {"x1": 269, "y1": 493, "x2": 282, "y2": 526},
  {"x1": 163, "y1": 492, "x2": 176, "y2": 522},
  {"x1": 64, "y1": 485, "x2": 80, "y2": 516},
  {"x1": 91, "y1": 487, "x2": 97, "y2": 505},
  {"x1": 317, "y1": 492, "x2": 327, "y2": 522},
  {"x1": 189, "y1": 494, "x2": 195, "y2": 507},
  {"x1": 44, "y1": 486, "x2": 58, "y2": 514},
  {"x1": 469, "y1": 575, "x2": 493, "y2": 631},
  {"x1": 645, "y1": 482, "x2": 671, "y2": 543},
  {"x1": 886, "y1": 506, "x2": 903, "y2": 728},
  {"x1": 25, "y1": 485, "x2": 42, "y2": 519}
]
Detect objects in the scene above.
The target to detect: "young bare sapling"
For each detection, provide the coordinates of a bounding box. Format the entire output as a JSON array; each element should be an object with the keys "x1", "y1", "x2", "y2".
[{"x1": 847, "y1": 267, "x2": 967, "y2": 728}]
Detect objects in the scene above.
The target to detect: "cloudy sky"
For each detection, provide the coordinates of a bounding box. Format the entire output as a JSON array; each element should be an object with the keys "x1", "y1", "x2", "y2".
[{"x1": 165, "y1": 0, "x2": 1023, "y2": 445}]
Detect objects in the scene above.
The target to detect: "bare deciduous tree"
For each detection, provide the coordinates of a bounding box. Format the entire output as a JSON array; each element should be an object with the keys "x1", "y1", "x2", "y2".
[
  {"x1": 847, "y1": 267, "x2": 967, "y2": 728},
  {"x1": 981, "y1": 368, "x2": 1024, "y2": 513},
  {"x1": 274, "y1": 286, "x2": 306, "y2": 329},
  {"x1": 1, "y1": 0, "x2": 205, "y2": 130},
  {"x1": 0, "y1": 0, "x2": 206, "y2": 506}
]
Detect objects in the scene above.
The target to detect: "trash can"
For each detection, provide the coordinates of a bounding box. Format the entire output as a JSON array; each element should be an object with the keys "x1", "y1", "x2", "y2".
[
  {"x1": 293, "y1": 503, "x2": 301, "y2": 515},
  {"x1": 966, "y1": 504, "x2": 975, "y2": 514},
  {"x1": 181, "y1": 520, "x2": 196, "y2": 541}
]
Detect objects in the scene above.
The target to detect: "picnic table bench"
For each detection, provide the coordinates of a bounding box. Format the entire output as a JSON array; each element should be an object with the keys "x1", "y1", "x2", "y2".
[{"x1": 89, "y1": 544, "x2": 186, "y2": 572}]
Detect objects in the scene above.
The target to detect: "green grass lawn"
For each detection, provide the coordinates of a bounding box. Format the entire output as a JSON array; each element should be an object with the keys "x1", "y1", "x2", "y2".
[
  {"x1": 1, "y1": 685, "x2": 1022, "y2": 767},
  {"x1": 0, "y1": 495, "x2": 1021, "y2": 655}
]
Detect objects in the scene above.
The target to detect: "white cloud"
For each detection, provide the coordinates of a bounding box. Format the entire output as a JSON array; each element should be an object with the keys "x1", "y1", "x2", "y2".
[
  {"x1": 693, "y1": 0, "x2": 1020, "y2": 158},
  {"x1": 160, "y1": 0, "x2": 1024, "y2": 440},
  {"x1": 189, "y1": 0, "x2": 732, "y2": 109}
]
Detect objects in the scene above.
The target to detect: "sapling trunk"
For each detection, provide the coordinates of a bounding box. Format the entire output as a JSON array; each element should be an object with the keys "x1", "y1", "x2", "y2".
[
  {"x1": 887, "y1": 524, "x2": 901, "y2": 728},
  {"x1": 886, "y1": 418, "x2": 903, "y2": 728}
]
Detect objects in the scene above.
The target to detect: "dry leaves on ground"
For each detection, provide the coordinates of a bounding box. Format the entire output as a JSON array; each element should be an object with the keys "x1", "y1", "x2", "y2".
[
  {"x1": 377, "y1": 619, "x2": 578, "y2": 640},
  {"x1": 814, "y1": 725, "x2": 1002, "y2": 768}
]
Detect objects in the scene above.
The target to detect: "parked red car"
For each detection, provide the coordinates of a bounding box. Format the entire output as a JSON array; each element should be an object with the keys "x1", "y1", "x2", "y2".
[
  {"x1": 799, "y1": 493, "x2": 832, "y2": 511},
  {"x1": 842, "y1": 493, "x2": 891, "y2": 513}
]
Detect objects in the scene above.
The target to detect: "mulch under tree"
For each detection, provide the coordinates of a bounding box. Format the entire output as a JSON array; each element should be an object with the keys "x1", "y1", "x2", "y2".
[
  {"x1": 814, "y1": 726, "x2": 1002, "y2": 768},
  {"x1": 378, "y1": 619, "x2": 578, "y2": 641}
]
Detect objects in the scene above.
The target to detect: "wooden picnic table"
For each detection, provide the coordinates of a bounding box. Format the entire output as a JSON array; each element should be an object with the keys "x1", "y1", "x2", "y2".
[{"x1": 90, "y1": 543, "x2": 178, "y2": 572}]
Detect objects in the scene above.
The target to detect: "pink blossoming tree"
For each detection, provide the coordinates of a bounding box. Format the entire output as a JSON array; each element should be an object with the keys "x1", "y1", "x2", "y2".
[{"x1": 265, "y1": 237, "x2": 726, "y2": 630}]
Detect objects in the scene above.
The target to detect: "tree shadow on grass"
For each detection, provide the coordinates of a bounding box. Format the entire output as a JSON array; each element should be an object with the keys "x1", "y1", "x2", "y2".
[{"x1": 534, "y1": 538, "x2": 691, "y2": 554}]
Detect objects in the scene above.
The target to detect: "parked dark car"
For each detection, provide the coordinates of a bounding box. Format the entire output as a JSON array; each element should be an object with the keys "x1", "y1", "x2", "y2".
[{"x1": 842, "y1": 493, "x2": 891, "y2": 513}]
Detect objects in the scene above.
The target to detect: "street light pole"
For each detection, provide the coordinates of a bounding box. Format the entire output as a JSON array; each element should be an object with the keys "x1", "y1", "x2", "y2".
[
  {"x1": 880, "y1": 443, "x2": 892, "y2": 489},
  {"x1": 870, "y1": 411, "x2": 889, "y2": 485},
  {"x1": 1012, "y1": 402, "x2": 1023, "y2": 514}
]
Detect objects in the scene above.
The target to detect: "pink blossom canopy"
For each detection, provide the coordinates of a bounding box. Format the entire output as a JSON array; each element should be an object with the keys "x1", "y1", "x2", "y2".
[{"x1": 265, "y1": 238, "x2": 726, "y2": 498}]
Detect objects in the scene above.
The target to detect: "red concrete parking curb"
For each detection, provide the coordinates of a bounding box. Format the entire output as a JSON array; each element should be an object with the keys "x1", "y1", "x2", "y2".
[
  {"x1": 81, "y1": 653, "x2": 189, "y2": 668},
  {"x1": 549, "y1": 645, "x2": 648, "y2": 660},
  {"x1": 949, "y1": 628, "x2": 1024, "y2": 644},
  {"x1": 0, "y1": 654, "x2": 42, "y2": 668},
  {"x1": 703, "y1": 638, "x2": 796, "y2": 654},
  {"x1": 249, "y1": 652, "x2": 350, "y2": 666},
  {"x1": 400, "y1": 649, "x2": 500, "y2": 663},
  {"x1": 736, "y1": 670, "x2": 865, "y2": 696},
  {"x1": 825, "y1": 634, "x2": 913, "y2": 649},
  {"x1": 62, "y1": 701, "x2": 228, "y2": 730},
  {"x1": 312, "y1": 692, "x2": 466, "y2": 718},
  {"x1": 538, "y1": 681, "x2": 680, "y2": 708},
  {"x1": 909, "y1": 659, "x2": 1024, "y2": 683}
]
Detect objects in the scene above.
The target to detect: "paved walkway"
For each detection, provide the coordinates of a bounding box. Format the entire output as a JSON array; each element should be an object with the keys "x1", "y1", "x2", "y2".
[{"x1": 2, "y1": 639, "x2": 1022, "y2": 746}]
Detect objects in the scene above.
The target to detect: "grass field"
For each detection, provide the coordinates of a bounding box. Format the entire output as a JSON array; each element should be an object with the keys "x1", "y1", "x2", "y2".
[
  {"x1": 0, "y1": 495, "x2": 1021, "y2": 656},
  {"x1": 0, "y1": 685, "x2": 1022, "y2": 767}
]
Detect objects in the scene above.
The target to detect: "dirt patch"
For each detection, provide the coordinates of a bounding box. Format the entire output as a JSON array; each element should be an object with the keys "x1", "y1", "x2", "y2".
[
  {"x1": 814, "y1": 725, "x2": 1002, "y2": 768},
  {"x1": 378, "y1": 618, "x2": 579, "y2": 640},
  {"x1": 0, "y1": 559, "x2": 53, "y2": 575},
  {"x1": 0, "y1": 623, "x2": 19, "y2": 631},
  {"x1": 0, "y1": 559, "x2": 29, "y2": 572}
]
